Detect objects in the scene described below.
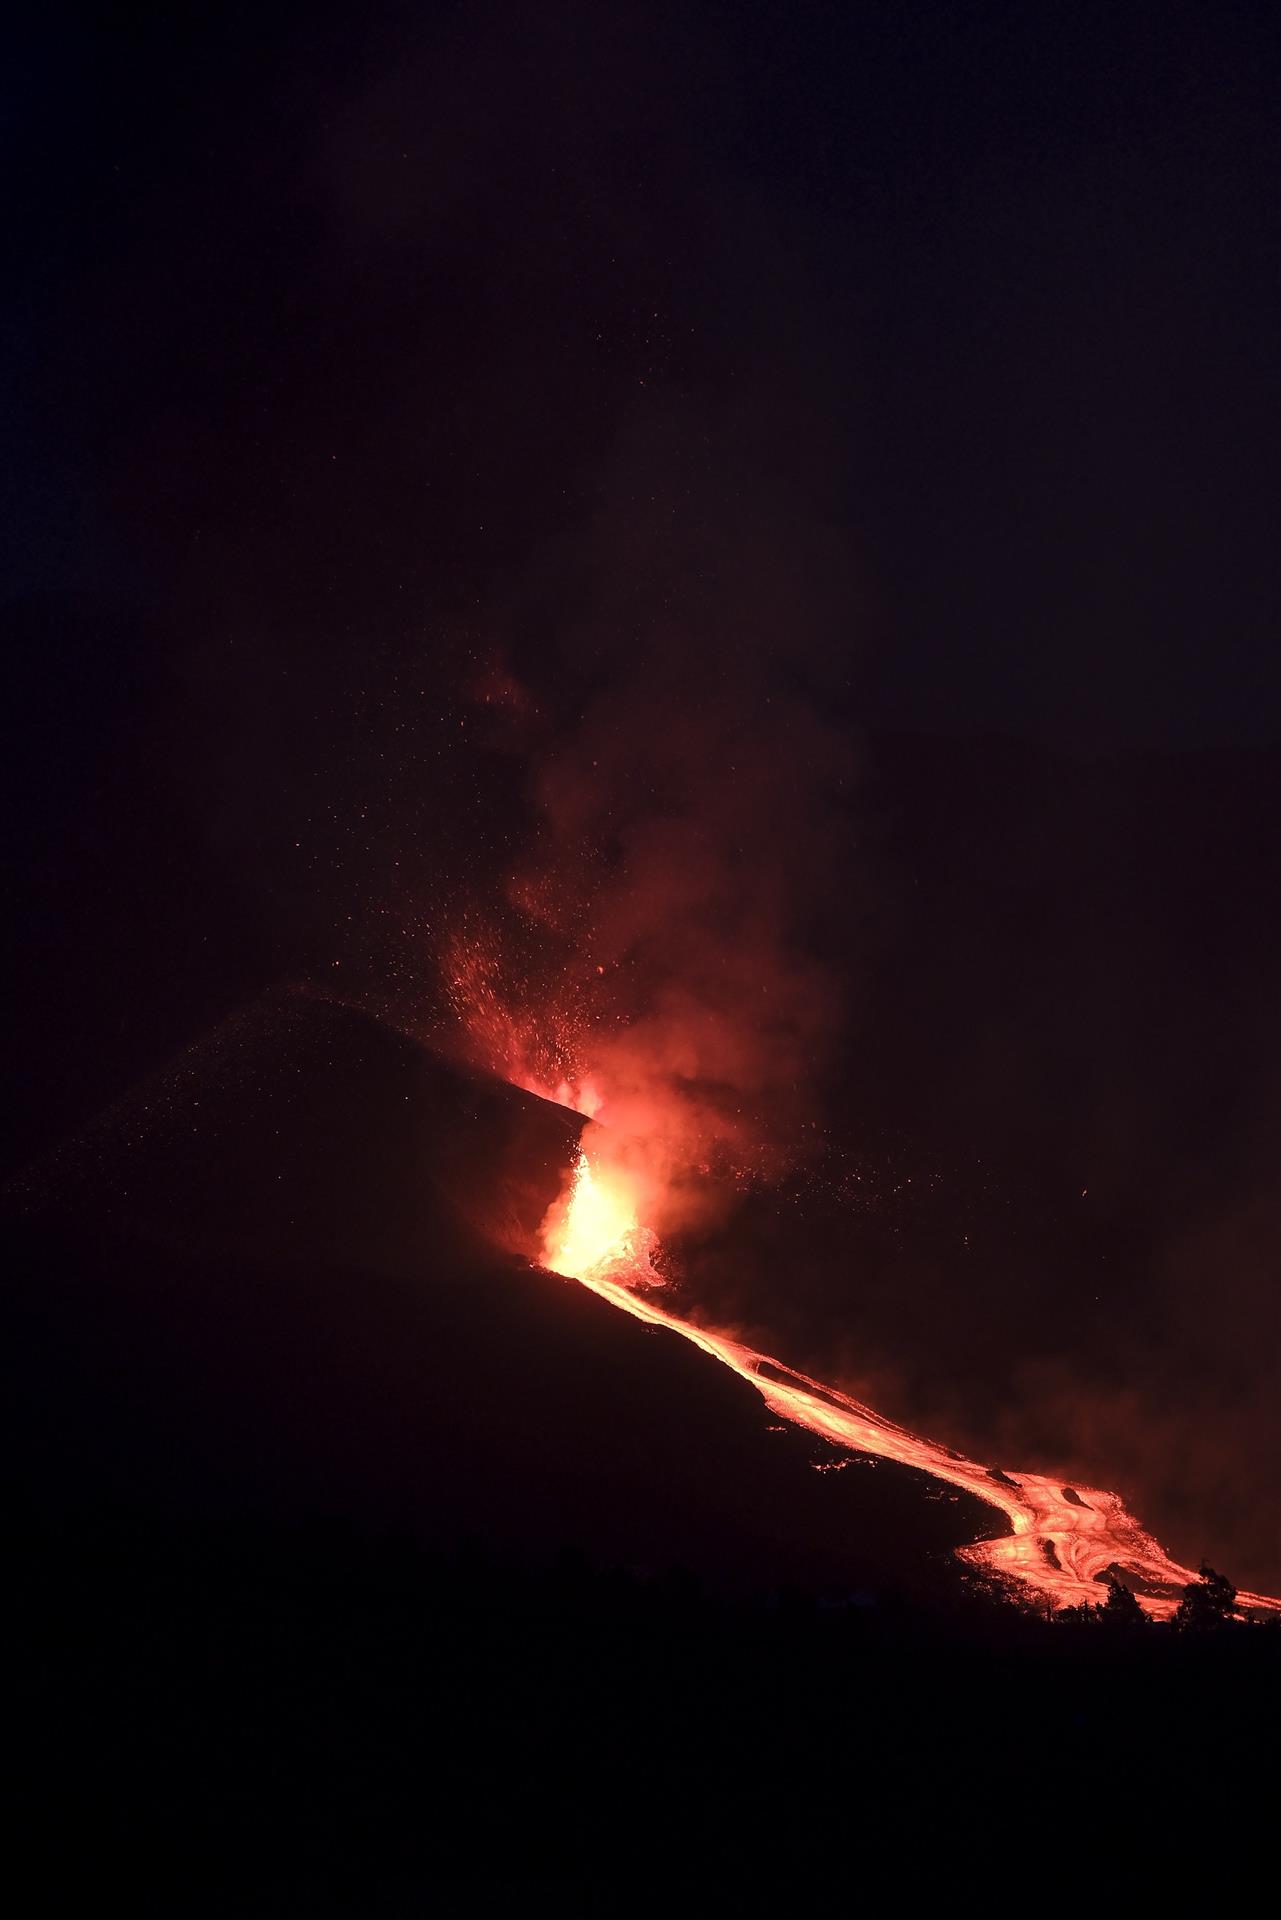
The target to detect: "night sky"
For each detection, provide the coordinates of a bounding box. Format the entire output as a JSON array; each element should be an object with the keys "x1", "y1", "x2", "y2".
[
  {"x1": 7, "y1": 4, "x2": 1281, "y2": 1584},
  {"x1": 10, "y1": 1, "x2": 1280, "y2": 739}
]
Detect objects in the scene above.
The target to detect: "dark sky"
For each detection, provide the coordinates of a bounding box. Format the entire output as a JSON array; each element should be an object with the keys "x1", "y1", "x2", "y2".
[
  {"x1": 7, "y1": 0, "x2": 1280, "y2": 748},
  {"x1": 5, "y1": 3, "x2": 1281, "y2": 1588}
]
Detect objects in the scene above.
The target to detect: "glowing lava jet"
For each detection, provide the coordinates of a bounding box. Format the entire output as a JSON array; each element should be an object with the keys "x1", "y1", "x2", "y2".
[
  {"x1": 540, "y1": 1138, "x2": 1281, "y2": 1622},
  {"x1": 544, "y1": 1150, "x2": 640, "y2": 1279}
]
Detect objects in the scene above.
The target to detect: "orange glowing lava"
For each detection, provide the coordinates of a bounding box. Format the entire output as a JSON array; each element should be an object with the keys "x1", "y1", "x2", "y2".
[
  {"x1": 544, "y1": 1149, "x2": 638, "y2": 1278},
  {"x1": 536, "y1": 1138, "x2": 1281, "y2": 1622},
  {"x1": 542, "y1": 1146, "x2": 661, "y2": 1286}
]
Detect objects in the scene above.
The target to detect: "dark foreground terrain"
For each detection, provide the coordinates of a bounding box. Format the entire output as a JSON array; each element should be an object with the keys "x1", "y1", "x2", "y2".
[
  {"x1": 12, "y1": 1494, "x2": 1280, "y2": 1900},
  {"x1": 6, "y1": 995, "x2": 1278, "y2": 1894}
]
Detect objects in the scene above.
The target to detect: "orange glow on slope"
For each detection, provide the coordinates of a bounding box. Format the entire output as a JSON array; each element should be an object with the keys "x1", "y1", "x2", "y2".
[{"x1": 537, "y1": 1143, "x2": 1281, "y2": 1623}]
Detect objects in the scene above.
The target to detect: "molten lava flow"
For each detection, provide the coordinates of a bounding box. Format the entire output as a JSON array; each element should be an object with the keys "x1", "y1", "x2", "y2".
[
  {"x1": 441, "y1": 783, "x2": 1279, "y2": 1617},
  {"x1": 537, "y1": 1140, "x2": 1281, "y2": 1621}
]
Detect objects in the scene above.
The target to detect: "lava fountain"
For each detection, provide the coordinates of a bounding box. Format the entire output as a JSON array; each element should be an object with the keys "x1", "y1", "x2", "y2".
[
  {"x1": 537, "y1": 1133, "x2": 1281, "y2": 1622},
  {"x1": 544, "y1": 1150, "x2": 642, "y2": 1279},
  {"x1": 543, "y1": 1147, "x2": 661, "y2": 1286}
]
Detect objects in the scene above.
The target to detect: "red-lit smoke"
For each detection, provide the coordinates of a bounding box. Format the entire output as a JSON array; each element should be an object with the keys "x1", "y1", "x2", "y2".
[{"x1": 446, "y1": 652, "x2": 853, "y2": 1243}]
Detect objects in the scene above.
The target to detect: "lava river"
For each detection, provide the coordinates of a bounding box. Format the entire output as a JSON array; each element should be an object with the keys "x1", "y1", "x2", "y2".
[{"x1": 541, "y1": 1148, "x2": 1281, "y2": 1621}]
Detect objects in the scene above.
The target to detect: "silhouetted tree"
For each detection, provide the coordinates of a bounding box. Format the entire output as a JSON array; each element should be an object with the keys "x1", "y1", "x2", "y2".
[
  {"x1": 1173, "y1": 1562, "x2": 1238, "y2": 1631},
  {"x1": 1056, "y1": 1573, "x2": 1145, "y2": 1628},
  {"x1": 1099, "y1": 1575, "x2": 1146, "y2": 1627},
  {"x1": 1056, "y1": 1596, "x2": 1094, "y2": 1626}
]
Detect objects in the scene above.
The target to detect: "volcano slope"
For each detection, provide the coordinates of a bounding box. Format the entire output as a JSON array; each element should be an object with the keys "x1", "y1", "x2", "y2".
[
  {"x1": 6, "y1": 991, "x2": 1000, "y2": 1592},
  {"x1": 6, "y1": 993, "x2": 1277, "y2": 1885}
]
